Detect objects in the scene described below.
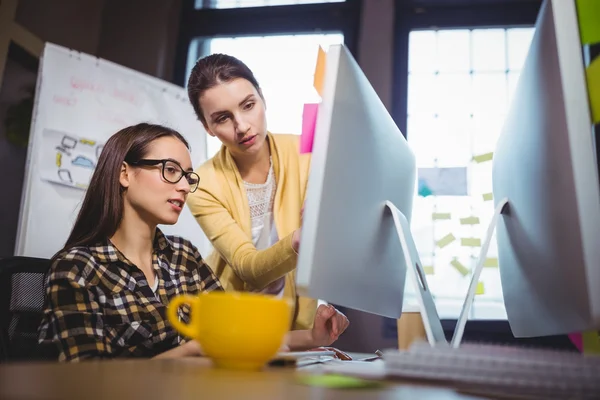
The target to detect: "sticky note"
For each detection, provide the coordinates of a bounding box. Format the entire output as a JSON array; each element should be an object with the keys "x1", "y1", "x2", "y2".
[
  {"x1": 423, "y1": 265, "x2": 435, "y2": 275},
  {"x1": 461, "y1": 238, "x2": 481, "y2": 247},
  {"x1": 576, "y1": 0, "x2": 600, "y2": 45},
  {"x1": 460, "y1": 216, "x2": 480, "y2": 225},
  {"x1": 472, "y1": 152, "x2": 493, "y2": 163},
  {"x1": 436, "y1": 233, "x2": 456, "y2": 248},
  {"x1": 313, "y1": 46, "x2": 327, "y2": 97},
  {"x1": 586, "y1": 57, "x2": 600, "y2": 124},
  {"x1": 432, "y1": 212, "x2": 451, "y2": 220},
  {"x1": 482, "y1": 193, "x2": 493, "y2": 201},
  {"x1": 483, "y1": 257, "x2": 499, "y2": 268},
  {"x1": 476, "y1": 281, "x2": 485, "y2": 295},
  {"x1": 450, "y1": 259, "x2": 470, "y2": 276},
  {"x1": 582, "y1": 331, "x2": 600, "y2": 355},
  {"x1": 296, "y1": 374, "x2": 382, "y2": 389},
  {"x1": 300, "y1": 103, "x2": 318, "y2": 154}
]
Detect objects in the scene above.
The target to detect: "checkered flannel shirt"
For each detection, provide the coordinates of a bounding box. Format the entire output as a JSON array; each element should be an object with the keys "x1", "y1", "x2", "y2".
[{"x1": 38, "y1": 229, "x2": 222, "y2": 361}]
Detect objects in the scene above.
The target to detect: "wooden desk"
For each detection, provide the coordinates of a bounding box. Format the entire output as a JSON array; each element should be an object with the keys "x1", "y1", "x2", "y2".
[{"x1": 0, "y1": 357, "x2": 487, "y2": 400}]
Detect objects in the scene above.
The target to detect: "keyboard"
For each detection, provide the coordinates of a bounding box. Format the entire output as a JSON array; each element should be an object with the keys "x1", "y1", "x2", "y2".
[{"x1": 383, "y1": 341, "x2": 600, "y2": 399}]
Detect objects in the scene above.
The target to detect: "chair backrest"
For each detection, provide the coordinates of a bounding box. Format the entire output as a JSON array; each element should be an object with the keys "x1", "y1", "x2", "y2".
[{"x1": 0, "y1": 256, "x2": 53, "y2": 362}]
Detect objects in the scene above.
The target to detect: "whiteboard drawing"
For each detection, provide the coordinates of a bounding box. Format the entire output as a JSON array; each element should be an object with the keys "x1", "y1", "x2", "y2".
[{"x1": 40, "y1": 129, "x2": 104, "y2": 190}]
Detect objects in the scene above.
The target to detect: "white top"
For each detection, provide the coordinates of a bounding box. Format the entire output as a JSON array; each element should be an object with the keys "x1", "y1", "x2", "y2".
[{"x1": 244, "y1": 157, "x2": 285, "y2": 297}]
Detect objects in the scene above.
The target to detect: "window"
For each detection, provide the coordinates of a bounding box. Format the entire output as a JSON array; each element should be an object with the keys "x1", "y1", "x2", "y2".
[
  {"x1": 407, "y1": 27, "x2": 535, "y2": 319},
  {"x1": 195, "y1": 0, "x2": 344, "y2": 9},
  {"x1": 188, "y1": 33, "x2": 344, "y2": 158}
]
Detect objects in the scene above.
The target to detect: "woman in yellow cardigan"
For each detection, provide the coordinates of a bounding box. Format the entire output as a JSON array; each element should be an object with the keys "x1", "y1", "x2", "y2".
[{"x1": 185, "y1": 53, "x2": 342, "y2": 331}]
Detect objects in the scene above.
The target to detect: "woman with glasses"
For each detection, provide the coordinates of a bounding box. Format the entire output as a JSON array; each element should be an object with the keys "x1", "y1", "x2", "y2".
[
  {"x1": 185, "y1": 54, "x2": 320, "y2": 331},
  {"x1": 38, "y1": 123, "x2": 349, "y2": 361}
]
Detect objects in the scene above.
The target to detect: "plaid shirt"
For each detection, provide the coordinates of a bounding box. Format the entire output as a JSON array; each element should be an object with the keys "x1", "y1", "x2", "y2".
[{"x1": 38, "y1": 229, "x2": 222, "y2": 362}]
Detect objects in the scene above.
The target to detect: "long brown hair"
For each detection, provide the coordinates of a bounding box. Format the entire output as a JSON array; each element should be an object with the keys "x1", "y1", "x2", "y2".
[
  {"x1": 62, "y1": 123, "x2": 189, "y2": 251},
  {"x1": 187, "y1": 53, "x2": 262, "y2": 127}
]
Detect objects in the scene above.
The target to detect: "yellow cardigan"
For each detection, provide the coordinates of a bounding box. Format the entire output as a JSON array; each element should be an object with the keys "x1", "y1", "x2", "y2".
[{"x1": 186, "y1": 133, "x2": 317, "y2": 330}]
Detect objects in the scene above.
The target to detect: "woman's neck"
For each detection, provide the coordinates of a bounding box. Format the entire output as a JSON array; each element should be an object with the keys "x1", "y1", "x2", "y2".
[
  {"x1": 109, "y1": 206, "x2": 156, "y2": 272},
  {"x1": 233, "y1": 137, "x2": 271, "y2": 184}
]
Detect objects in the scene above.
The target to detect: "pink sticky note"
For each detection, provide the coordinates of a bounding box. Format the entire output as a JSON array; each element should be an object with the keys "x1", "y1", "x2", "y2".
[
  {"x1": 569, "y1": 332, "x2": 583, "y2": 352},
  {"x1": 300, "y1": 103, "x2": 319, "y2": 154}
]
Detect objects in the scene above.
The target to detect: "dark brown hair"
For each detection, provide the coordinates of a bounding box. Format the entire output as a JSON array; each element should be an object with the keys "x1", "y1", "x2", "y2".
[
  {"x1": 187, "y1": 53, "x2": 261, "y2": 127},
  {"x1": 62, "y1": 123, "x2": 189, "y2": 251}
]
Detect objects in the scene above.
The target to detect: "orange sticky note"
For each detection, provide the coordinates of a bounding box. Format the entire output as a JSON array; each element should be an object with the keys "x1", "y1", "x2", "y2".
[
  {"x1": 300, "y1": 103, "x2": 318, "y2": 154},
  {"x1": 313, "y1": 46, "x2": 326, "y2": 97}
]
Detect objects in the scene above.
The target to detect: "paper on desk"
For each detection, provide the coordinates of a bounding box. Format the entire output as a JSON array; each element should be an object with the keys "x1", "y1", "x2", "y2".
[
  {"x1": 418, "y1": 167, "x2": 468, "y2": 196},
  {"x1": 321, "y1": 359, "x2": 386, "y2": 380},
  {"x1": 300, "y1": 103, "x2": 318, "y2": 154},
  {"x1": 576, "y1": 0, "x2": 600, "y2": 45}
]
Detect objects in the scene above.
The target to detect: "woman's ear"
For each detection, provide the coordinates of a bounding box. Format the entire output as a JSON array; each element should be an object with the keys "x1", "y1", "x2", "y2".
[
  {"x1": 119, "y1": 162, "x2": 131, "y2": 189},
  {"x1": 258, "y1": 88, "x2": 266, "y2": 110}
]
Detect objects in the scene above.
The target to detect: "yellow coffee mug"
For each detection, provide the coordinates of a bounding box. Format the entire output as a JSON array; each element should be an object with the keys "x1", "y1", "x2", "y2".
[{"x1": 167, "y1": 291, "x2": 292, "y2": 370}]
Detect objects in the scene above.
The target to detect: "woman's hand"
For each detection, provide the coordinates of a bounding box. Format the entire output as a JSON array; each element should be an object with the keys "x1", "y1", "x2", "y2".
[
  {"x1": 310, "y1": 304, "x2": 350, "y2": 347},
  {"x1": 153, "y1": 339, "x2": 203, "y2": 359}
]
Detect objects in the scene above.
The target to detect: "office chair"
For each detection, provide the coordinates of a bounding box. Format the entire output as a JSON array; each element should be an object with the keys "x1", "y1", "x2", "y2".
[{"x1": 0, "y1": 256, "x2": 54, "y2": 362}]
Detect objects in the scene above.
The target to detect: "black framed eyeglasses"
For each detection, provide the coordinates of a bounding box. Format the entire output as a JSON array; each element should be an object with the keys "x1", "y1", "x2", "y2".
[{"x1": 127, "y1": 158, "x2": 200, "y2": 193}]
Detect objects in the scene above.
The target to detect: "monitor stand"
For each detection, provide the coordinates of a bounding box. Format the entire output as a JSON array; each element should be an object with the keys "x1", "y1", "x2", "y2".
[
  {"x1": 384, "y1": 200, "x2": 447, "y2": 347},
  {"x1": 385, "y1": 198, "x2": 510, "y2": 349},
  {"x1": 450, "y1": 198, "x2": 510, "y2": 348}
]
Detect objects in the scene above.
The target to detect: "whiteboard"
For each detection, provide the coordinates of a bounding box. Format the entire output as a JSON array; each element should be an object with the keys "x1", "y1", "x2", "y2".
[{"x1": 15, "y1": 43, "x2": 211, "y2": 258}]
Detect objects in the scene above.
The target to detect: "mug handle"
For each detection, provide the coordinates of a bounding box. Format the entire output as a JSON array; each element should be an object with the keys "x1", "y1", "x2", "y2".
[{"x1": 167, "y1": 294, "x2": 199, "y2": 340}]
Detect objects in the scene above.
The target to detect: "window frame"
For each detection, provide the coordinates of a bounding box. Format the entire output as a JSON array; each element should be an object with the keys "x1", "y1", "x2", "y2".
[
  {"x1": 173, "y1": 0, "x2": 362, "y2": 86},
  {"x1": 392, "y1": 0, "x2": 542, "y2": 138}
]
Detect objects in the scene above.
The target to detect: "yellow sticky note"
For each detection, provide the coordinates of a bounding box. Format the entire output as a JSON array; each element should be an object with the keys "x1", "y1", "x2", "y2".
[
  {"x1": 576, "y1": 0, "x2": 600, "y2": 45},
  {"x1": 423, "y1": 265, "x2": 435, "y2": 275},
  {"x1": 586, "y1": 57, "x2": 600, "y2": 124},
  {"x1": 313, "y1": 46, "x2": 327, "y2": 97},
  {"x1": 432, "y1": 212, "x2": 451, "y2": 220},
  {"x1": 582, "y1": 331, "x2": 600, "y2": 355},
  {"x1": 472, "y1": 152, "x2": 493, "y2": 163},
  {"x1": 476, "y1": 281, "x2": 485, "y2": 295},
  {"x1": 484, "y1": 257, "x2": 499, "y2": 268},
  {"x1": 437, "y1": 233, "x2": 456, "y2": 248},
  {"x1": 482, "y1": 193, "x2": 493, "y2": 201},
  {"x1": 450, "y1": 259, "x2": 470, "y2": 277},
  {"x1": 460, "y1": 216, "x2": 480, "y2": 225},
  {"x1": 461, "y1": 238, "x2": 481, "y2": 247}
]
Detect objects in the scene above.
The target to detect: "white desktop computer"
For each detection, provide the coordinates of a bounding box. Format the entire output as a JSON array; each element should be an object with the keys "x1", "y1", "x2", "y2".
[{"x1": 295, "y1": 44, "x2": 447, "y2": 346}]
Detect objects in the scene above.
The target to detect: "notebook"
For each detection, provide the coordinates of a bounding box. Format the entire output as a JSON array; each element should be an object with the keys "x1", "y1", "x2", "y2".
[{"x1": 383, "y1": 341, "x2": 600, "y2": 399}]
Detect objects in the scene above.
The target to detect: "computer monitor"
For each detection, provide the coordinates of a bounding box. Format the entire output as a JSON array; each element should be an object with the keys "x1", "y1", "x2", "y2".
[
  {"x1": 296, "y1": 44, "x2": 447, "y2": 345},
  {"x1": 490, "y1": 0, "x2": 600, "y2": 338}
]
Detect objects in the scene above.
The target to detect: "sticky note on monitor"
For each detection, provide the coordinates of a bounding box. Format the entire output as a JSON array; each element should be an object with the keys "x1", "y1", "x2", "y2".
[
  {"x1": 575, "y1": 0, "x2": 600, "y2": 45},
  {"x1": 313, "y1": 46, "x2": 327, "y2": 97},
  {"x1": 300, "y1": 103, "x2": 319, "y2": 154},
  {"x1": 437, "y1": 233, "x2": 456, "y2": 248},
  {"x1": 450, "y1": 259, "x2": 470, "y2": 276},
  {"x1": 586, "y1": 57, "x2": 600, "y2": 124}
]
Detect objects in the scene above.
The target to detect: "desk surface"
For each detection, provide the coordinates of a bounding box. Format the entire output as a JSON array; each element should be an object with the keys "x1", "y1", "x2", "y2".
[{"x1": 0, "y1": 357, "x2": 487, "y2": 400}]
